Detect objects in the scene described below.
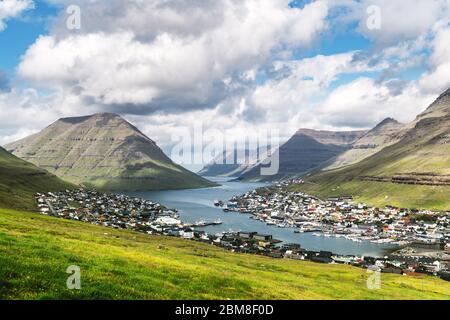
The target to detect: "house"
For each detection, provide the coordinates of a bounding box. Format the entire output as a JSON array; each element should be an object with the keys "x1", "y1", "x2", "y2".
[
  {"x1": 311, "y1": 256, "x2": 333, "y2": 264},
  {"x1": 282, "y1": 243, "x2": 302, "y2": 251},
  {"x1": 363, "y1": 256, "x2": 377, "y2": 265},
  {"x1": 253, "y1": 234, "x2": 273, "y2": 241},
  {"x1": 155, "y1": 216, "x2": 181, "y2": 226},
  {"x1": 266, "y1": 251, "x2": 283, "y2": 259},
  {"x1": 318, "y1": 251, "x2": 333, "y2": 258},
  {"x1": 238, "y1": 231, "x2": 257, "y2": 239},
  {"x1": 285, "y1": 253, "x2": 305, "y2": 260},
  {"x1": 382, "y1": 264, "x2": 403, "y2": 275},
  {"x1": 180, "y1": 230, "x2": 194, "y2": 239}
]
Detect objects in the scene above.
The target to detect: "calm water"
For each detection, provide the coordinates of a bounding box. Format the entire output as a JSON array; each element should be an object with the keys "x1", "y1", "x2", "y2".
[{"x1": 128, "y1": 177, "x2": 397, "y2": 257}]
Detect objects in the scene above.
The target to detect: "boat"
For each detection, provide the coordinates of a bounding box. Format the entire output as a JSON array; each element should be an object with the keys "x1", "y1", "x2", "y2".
[
  {"x1": 214, "y1": 200, "x2": 224, "y2": 207},
  {"x1": 194, "y1": 220, "x2": 206, "y2": 227}
]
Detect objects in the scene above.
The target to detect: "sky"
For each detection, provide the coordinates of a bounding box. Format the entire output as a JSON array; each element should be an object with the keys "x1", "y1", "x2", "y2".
[{"x1": 1, "y1": 0, "x2": 450, "y2": 169}]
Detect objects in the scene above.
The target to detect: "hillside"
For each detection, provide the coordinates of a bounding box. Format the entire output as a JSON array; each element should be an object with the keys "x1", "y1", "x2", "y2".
[
  {"x1": 291, "y1": 87, "x2": 450, "y2": 210},
  {"x1": 0, "y1": 147, "x2": 72, "y2": 210},
  {"x1": 326, "y1": 118, "x2": 407, "y2": 170},
  {"x1": 1, "y1": 208, "x2": 448, "y2": 300},
  {"x1": 5, "y1": 113, "x2": 215, "y2": 191},
  {"x1": 238, "y1": 129, "x2": 366, "y2": 181}
]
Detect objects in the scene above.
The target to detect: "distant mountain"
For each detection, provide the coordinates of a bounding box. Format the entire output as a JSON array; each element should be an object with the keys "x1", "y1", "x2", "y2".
[
  {"x1": 238, "y1": 129, "x2": 366, "y2": 181},
  {"x1": 6, "y1": 113, "x2": 215, "y2": 191},
  {"x1": 325, "y1": 118, "x2": 406, "y2": 170},
  {"x1": 0, "y1": 146, "x2": 72, "y2": 210},
  {"x1": 198, "y1": 148, "x2": 266, "y2": 177},
  {"x1": 294, "y1": 87, "x2": 450, "y2": 210}
]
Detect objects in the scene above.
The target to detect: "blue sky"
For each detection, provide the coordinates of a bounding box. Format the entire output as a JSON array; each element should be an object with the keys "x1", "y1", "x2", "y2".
[
  {"x1": 0, "y1": 0, "x2": 59, "y2": 76},
  {"x1": 1, "y1": 0, "x2": 449, "y2": 152},
  {"x1": 1, "y1": 0, "x2": 372, "y2": 84}
]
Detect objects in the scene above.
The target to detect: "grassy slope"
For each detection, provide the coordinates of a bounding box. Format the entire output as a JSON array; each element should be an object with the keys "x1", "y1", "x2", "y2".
[
  {"x1": 6, "y1": 114, "x2": 216, "y2": 191},
  {"x1": 0, "y1": 148, "x2": 73, "y2": 210},
  {"x1": 1, "y1": 208, "x2": 449, "y2": 300},
  {"x1": 290, "y1": 121, "x2": 450, "y2": 210},
  {"x1": 290, "y1": 179, "x2": 450, "y2": 211}
]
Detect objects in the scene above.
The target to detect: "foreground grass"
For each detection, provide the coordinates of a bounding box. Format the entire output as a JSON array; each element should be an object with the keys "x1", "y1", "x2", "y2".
[{"x1": 0, "y1": 208, "x2": 449, "y2": 300}]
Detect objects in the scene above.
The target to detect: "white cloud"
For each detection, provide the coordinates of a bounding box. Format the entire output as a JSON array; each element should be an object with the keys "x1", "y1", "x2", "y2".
[
  {"x1": 418, "y1": 22, "x2": 450, "y2": 94},
  {"x1": 0, "y1": 87, "x2": 93, "y2": 145},
  {"x1": 327, "y1": 0, "x2": 450, "y2": 45},
  {"x1": 317, "y1": 78, "x2": 436, "y2": 128},
  {"x1": 0, "y1": 0, "x2": 33, "y2": 31},
  {"x1": 3, "y1": 0, "x2": 450, "y2": 159},
  {"x1": 18, "y1": 0, "x2": 328, "y2": 114}
]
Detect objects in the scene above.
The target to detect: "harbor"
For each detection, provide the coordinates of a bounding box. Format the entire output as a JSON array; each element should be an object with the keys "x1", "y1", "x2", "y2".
[
  {"x1": 225, "y1": 180, "x2": 449, "y2": 250},
  {"x1": 129, "y1": 177, "x2": 400, "y2": 256},
  {"x1": 35, "y1": 185, "x2": 450, "y2": 281}
]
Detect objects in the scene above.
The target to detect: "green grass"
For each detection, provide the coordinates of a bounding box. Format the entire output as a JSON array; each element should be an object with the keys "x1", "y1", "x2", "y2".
[
  {"x1": 290, "y1": 127, "x2": 450, "y2": 210},
  {"x1": 290, "y1": 178, "x2": 450, "y2": 211},
  {"x1": 1, "y1": 208, "x2": 449, "y2": 300},
  {"x1": 0, "y1": 148, "x2": 73, "y2": 211}
]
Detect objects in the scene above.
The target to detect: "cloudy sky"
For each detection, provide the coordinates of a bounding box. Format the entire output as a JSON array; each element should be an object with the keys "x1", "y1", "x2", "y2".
[{"x1": 1, "y1": 0, "x2": 450, "y2": 166}]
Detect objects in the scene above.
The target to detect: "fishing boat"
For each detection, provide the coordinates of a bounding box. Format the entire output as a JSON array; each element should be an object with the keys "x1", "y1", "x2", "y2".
[{"x1": 214, "y1": 200, "x2": 224, "y2": 207}]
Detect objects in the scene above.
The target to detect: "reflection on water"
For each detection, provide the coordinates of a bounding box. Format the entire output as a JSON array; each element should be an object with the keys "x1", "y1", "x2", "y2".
[{"x1": 128, "y1": 177, "x2": 397, "y2": 257}]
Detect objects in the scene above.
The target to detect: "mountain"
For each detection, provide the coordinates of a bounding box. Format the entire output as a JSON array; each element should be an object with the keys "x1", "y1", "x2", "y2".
[
  {"x1": 325, "y1": 118, "x2": 407, "y2": 170},
  {"x1": 238, "y1": 129, "x2": 366, "y2": 181},
  {"x1": 0, "y1": 147, "x2": 72, "y2": 210},
  {"x1": 198, "y1": 148, "x2": 265, "y2": 177},
  {"x1": 5, "y1": 113, "x2": 215, "y2": 191},
  {"x1": 292, "y1": 87, "x2": 450, "y2": 210}
]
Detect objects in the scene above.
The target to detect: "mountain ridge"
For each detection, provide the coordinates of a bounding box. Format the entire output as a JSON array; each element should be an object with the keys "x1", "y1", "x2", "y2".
[
  {"x1": 325, "y1": 117, "x2": 406, "y2": 170},
  {"x1": 237, "y1": 129, "x2": 366, "y2": 181},
  {"x1": 292, "y1": 86, "x2": 450, "y2": 210},
  {"x1": 6, "y1": 113, "x2": 215, "y2": 191}
]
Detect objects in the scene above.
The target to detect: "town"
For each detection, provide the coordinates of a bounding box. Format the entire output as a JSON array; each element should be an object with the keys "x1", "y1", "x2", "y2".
[
  {"x1": 224, "y1": 181, "x2": 450, "y2": 280},
  {"x1": 226, "y1": 181, "x2": 450, "y2": 248},
  {"x1": 35, "y1": 188, "x2": 450, "y2": 282}
]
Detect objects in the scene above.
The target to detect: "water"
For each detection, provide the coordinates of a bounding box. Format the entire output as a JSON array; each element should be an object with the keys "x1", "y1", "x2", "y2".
[{"x1": 128, "y1": 177, "x2": 397, "y2": 257}]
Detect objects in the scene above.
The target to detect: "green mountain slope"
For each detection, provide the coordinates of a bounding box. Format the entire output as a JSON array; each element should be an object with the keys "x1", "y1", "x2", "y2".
[
  {"x1": 1, "y1": 208, "x2": 448, "y2": 300},
  {"x1": 292, "y1": 87, "x2": 450, "y2": 210},
  {"x1": 5, "y1": 113, "x2": 215, "y2": 191},
  {"x1": 0, "y1": 147, "x2": 72, "y2": 210},
  {"x1": 325, "y1": 118, "x2": 407, "y2": 170}
]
